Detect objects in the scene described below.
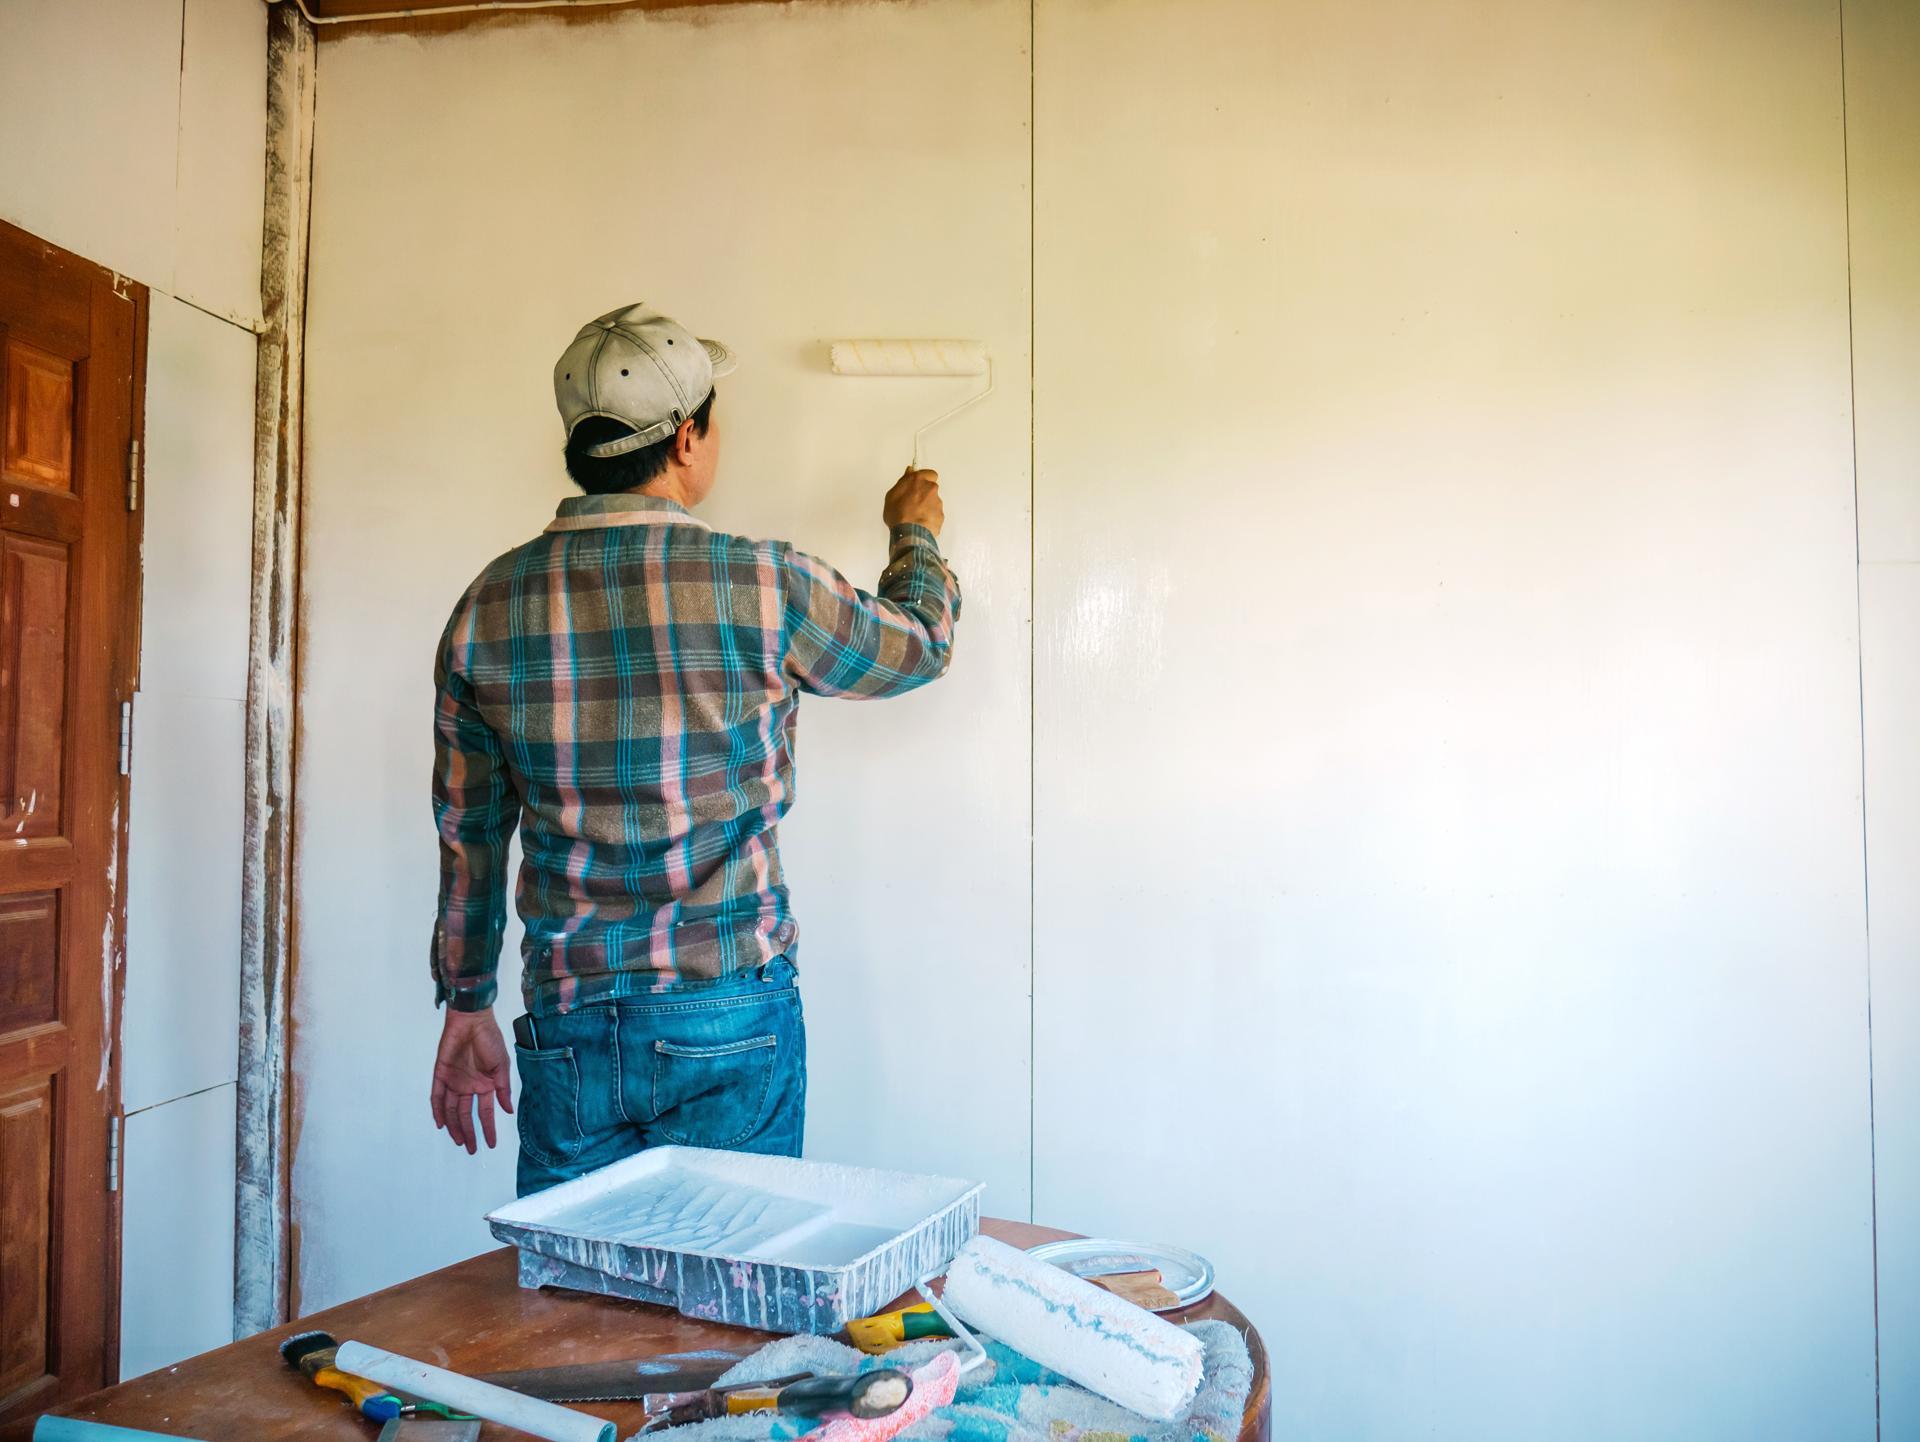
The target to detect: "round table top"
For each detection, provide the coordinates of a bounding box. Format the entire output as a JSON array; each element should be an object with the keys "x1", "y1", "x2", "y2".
[{"x1": 29, "y1": 1218, "x2": 1270, "y2": 1442}]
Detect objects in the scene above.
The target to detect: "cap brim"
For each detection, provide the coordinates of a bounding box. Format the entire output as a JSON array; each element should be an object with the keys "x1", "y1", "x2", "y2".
[{"x1": 702, "y1": 338, "x2": 737, "y2": 379}]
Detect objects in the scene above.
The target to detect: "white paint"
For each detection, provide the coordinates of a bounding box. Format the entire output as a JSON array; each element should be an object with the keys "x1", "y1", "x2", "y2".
[
  {"x1": 1844, "y1": 1, "x2": 1920, "y2": 1432},
  {"x1": 0, "y1": 0, "x2": 264, "y2": 322},
  {"x1": 0, "y1": 0, "x2": 181, "y2": 292},
  {"x1": 100, "y1": 796, "x2": 120, "y2": 1092},
  {"x1": 174, "y1": 0, "x2": 268, "y2": 324},
  {"x1": 1032, "y1": 0, "x2": 1875, "y2": 1437},
  {"x1": 491, "y1": 1145, "x2": 978, "y2": 1262},
  {"x1": 119, "y1": 1084, "x2": 239, "y2": 1380},
  {"x1": 123, "y1": 692, "x2": 246, "y2": 1112},
  {"x1": 294, "y1": 0, "x2": 1032, "y2": 1311},
  {"x1": 0, "y1": 1, "x2": 266, "y2": 1375},
  {"x1": 1862, "y1": 566, "x2": 1920, "y2": 1439},
  {"x1": 289, "y1": 3, "x2": 1911, "y2": 1430},
  {"x1": 142, "y1": 298, "x2": 258, "y2": 704},
  {"x1": 98, "y1": 901, "x2": 115, "y2": 1092}
]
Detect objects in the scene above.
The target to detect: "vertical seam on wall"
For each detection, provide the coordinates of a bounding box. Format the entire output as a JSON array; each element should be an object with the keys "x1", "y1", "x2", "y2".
[
  {"x1": 172, "y1": 0, "x2": 188, "y2": 292},
  {"x1": 1836, "y1": 3, "x2": 1882, "y2": 1436},
  {"x1": 283, "y1": 17, "x2": 320, "y2": 1324},
  {"x1": 1026, "y1": 0, "x2": 1038, "y2": 1226}
]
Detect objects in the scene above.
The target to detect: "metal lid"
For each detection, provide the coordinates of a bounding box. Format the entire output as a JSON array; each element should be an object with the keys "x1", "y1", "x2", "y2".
[{"x1": 1025, "y1": 1237, "x2": 1216, "y2": 1312}]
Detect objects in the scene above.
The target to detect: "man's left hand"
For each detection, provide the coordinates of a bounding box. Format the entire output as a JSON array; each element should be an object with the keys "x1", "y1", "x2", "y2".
[{"x1": 431, "y1": 1009, "x2": 514, "y2": 1153}]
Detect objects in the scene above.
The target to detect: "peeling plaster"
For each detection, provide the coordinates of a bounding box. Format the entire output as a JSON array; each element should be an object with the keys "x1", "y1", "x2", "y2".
[
  {"x1": 99, "y1": 799, "x2": 120, "y2": 1091},
  {"x1": 235, "y1": 0, "x2": 315, "y2": 1337}
]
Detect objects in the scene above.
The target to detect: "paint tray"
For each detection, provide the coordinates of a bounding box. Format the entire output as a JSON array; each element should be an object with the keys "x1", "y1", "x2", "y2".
[{"x1": 486, "y1": 1146, "x2": 983, "y2": 1334}]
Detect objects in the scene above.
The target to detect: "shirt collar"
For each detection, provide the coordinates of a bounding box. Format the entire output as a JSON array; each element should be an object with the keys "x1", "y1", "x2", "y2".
[{"x1": 547, "y1": 493, "x2": 710, "y2": 533}]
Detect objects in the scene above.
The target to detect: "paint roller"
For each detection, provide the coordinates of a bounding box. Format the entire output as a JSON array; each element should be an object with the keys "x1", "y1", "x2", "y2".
[
  {"x1": 916, "y1": 1236, "x2": 1206, "y2": 1423},
  {"x1": 827, "y1": 339, "x2": 993, "y2": 469}
]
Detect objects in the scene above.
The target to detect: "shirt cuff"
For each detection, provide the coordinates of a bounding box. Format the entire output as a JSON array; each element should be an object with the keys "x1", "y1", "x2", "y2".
[
  {"x1": 437, "y1": 976, "x2": 499, "y2": 1012},
  {"x1": 888, "y1": 523, "x2": 941, "y2": 557}
]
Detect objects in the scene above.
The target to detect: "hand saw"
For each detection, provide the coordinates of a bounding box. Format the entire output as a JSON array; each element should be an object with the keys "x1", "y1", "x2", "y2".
[{"x1": 478, "y1": 1349, "x2": 754, "y2": 1403}]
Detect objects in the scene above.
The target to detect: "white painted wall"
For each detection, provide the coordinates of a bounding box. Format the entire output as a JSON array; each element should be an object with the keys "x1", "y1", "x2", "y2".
[
  {"x1": 1032, "y1": 1, "x2": 1876, "y2": 1436},
  {"x1": 1847, "y1": 0, "x2": 1920, "y2": 1436},
  {"x1": 119, "y1": 1082, "x2": 238, "y2": 1382},
  {"x1": 0, "y1": 0, "x2": 266, "y2": 329},
  {"x1": 293, "y1": 1, "x2": 1913, "y2": 1435},
  {"x1": 294, "y1": 0, "x2": 1033, "y2": 1310},
  {"x1": 0, "y1": 0, "x2": 265, "y2": 1381}
]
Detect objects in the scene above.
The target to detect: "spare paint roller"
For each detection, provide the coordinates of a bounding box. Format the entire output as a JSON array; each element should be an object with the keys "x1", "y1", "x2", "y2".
[
  {"x1": 935, "y1": 1235, "x2": 1205, "y2": 1422},
  {"x1": 828, "y1": 339, "x2": 993, "y2": 468},
  {"x1": 333, "y1": 1341, "x2": 614, "y2": 1442}
]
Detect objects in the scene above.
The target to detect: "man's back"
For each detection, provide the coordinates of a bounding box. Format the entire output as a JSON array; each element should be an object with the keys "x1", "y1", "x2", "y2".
[
  {"x1": 431, "y1": 492, "x2": 961, "y2": 1016},
  {"x1": 425, "y1": 303, "x2": 959, "y2": 1187}
]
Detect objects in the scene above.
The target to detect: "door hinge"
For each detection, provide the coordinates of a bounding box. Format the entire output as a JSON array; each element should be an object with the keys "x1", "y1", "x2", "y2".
[
  {"x1": 108, "y1": 1114, "x2": 121, "y2": 1192},
  {"x1": 127, "y1": 438, "x2": 140, "y2": 512},
  {"x1": 119, "y1": 699, "x2": 133, "y2": 777}
]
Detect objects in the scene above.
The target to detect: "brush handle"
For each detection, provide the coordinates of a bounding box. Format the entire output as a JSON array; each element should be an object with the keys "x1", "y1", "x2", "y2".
[
  {"x1": 776, "y1": 1371, "x2": 913, "y2": 1421},
  {"x1": 314, "y1": 1363, "x2": 404, "y2": 1420}
]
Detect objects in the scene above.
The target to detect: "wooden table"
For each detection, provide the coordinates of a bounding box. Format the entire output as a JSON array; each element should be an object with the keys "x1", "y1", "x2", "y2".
[{"x1": 25, "y1": 1221, "x2": 1270, "y2": 1442}]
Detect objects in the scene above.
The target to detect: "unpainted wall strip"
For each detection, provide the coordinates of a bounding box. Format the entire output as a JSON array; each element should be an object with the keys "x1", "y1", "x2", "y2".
[
  {"x1": 237, "y1": 0, "x2": 315, "y2": 1339},
  {"x1": 300, "y1": 0, "x2": 912, "y2": 43}
]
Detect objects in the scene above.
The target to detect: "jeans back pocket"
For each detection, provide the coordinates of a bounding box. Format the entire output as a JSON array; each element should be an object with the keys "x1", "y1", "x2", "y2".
[
  {"x1": 513, "y1": 1043, "x2": 585, "y2": 1168},
  {"x1": 651, "y1": 1034, "x2": 779, "y2": 1149}
]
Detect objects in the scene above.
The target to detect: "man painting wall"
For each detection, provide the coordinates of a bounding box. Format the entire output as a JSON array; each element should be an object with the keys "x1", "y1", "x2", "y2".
[{"x1": 423, "y1": 304, "x2": 960, "y2": 1194}]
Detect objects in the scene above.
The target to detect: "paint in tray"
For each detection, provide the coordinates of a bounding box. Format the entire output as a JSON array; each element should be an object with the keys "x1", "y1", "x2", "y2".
[{"x1": 487, "y1": 1146, "x2": 983, "y2": 1334}]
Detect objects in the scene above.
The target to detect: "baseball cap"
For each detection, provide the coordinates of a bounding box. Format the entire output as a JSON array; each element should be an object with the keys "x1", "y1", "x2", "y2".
[{"x1": 554, "y1": 303, "x2": 737, "y2": 458}]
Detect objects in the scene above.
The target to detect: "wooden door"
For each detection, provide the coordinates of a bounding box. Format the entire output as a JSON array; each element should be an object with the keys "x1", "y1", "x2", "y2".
[{"x1": 0, "y1": 220, "x2": 141, "y2": 1417}]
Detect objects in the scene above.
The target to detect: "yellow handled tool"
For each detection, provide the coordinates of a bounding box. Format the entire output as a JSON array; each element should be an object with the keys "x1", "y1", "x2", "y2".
[
  {"x1": 846, "y1": 1302, "x2": 955, "y2": 1355},
  {"x1": 280, "y1": 1330, "x2": 408, "y2": 1420}
]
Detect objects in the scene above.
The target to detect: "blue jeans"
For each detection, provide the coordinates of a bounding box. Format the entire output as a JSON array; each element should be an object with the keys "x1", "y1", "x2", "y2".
[{"x1": 511, "y1": 958, "x2": 806, "y2": 1197}]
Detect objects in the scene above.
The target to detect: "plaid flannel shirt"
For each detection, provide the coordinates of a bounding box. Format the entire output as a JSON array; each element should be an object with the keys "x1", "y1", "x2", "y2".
[{"x1": 432, "y1": 492, "x2": 961, "y2": 1015}]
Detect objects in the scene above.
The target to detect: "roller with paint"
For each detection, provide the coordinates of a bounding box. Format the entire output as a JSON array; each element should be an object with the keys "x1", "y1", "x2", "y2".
[
  {"x1": 827, "y1": 339, "x2": 993, "y2": 469},
  {"x1": 915, "y1": 1236, "x2": 1208, "y2": 1424}
]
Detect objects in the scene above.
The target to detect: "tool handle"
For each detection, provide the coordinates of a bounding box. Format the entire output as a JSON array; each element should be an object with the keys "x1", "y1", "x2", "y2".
[
  {"x1": 846, "y1": 1302, "x2": 953, "y2": 1354},
  {"x1": 776, "y1": 1371, "x2": 914, "y2": 1421},
  {"x1": 315, "y1": 1364, "x2": 404, "y2": 1420}
]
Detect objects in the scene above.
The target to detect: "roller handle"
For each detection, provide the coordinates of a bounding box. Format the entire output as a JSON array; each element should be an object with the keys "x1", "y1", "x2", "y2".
[{"x1": 846, "y1": 1302, "x2": 954, "y2": 1354}]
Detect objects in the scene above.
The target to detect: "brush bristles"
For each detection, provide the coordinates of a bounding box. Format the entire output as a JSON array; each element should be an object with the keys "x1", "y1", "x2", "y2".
[
  {"x1": 279, "y1": 1329, "x2": 337, "y2": 1369},
  {"x1": 829, "y1": 340, "x2": 989, "y2": 378}
]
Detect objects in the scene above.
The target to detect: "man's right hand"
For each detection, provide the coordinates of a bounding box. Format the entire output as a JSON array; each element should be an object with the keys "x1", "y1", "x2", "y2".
[
  {"x1": 884, "y1": 467, "x2": 944, "y2": 538},
  {"x1": 431, "y1": 1008, "x2": 514, "y2": 1154}
]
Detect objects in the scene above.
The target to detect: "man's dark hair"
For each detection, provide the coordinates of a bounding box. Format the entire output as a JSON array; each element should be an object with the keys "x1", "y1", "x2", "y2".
[{"x1": 564, "y1": 389, "x2": 715, "y2": 495}]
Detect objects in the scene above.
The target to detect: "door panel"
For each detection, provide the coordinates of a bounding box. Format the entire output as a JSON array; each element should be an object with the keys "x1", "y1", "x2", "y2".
[
  {"x1": 0, "y1": 219, "x2": 140, "y2": 1419},
  {"x1": 0, "y1": 894, "x2": 59, "y2": 1033},
  {"x1": 1, "y1": 534, "x2": 72, "y2": 838},
  {"x1": 0, "y1": 1079, "x2": 55, "y2": 1398},
  {"x1": 2, "y1": 340, "x2": 75, "y2": 492}
]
